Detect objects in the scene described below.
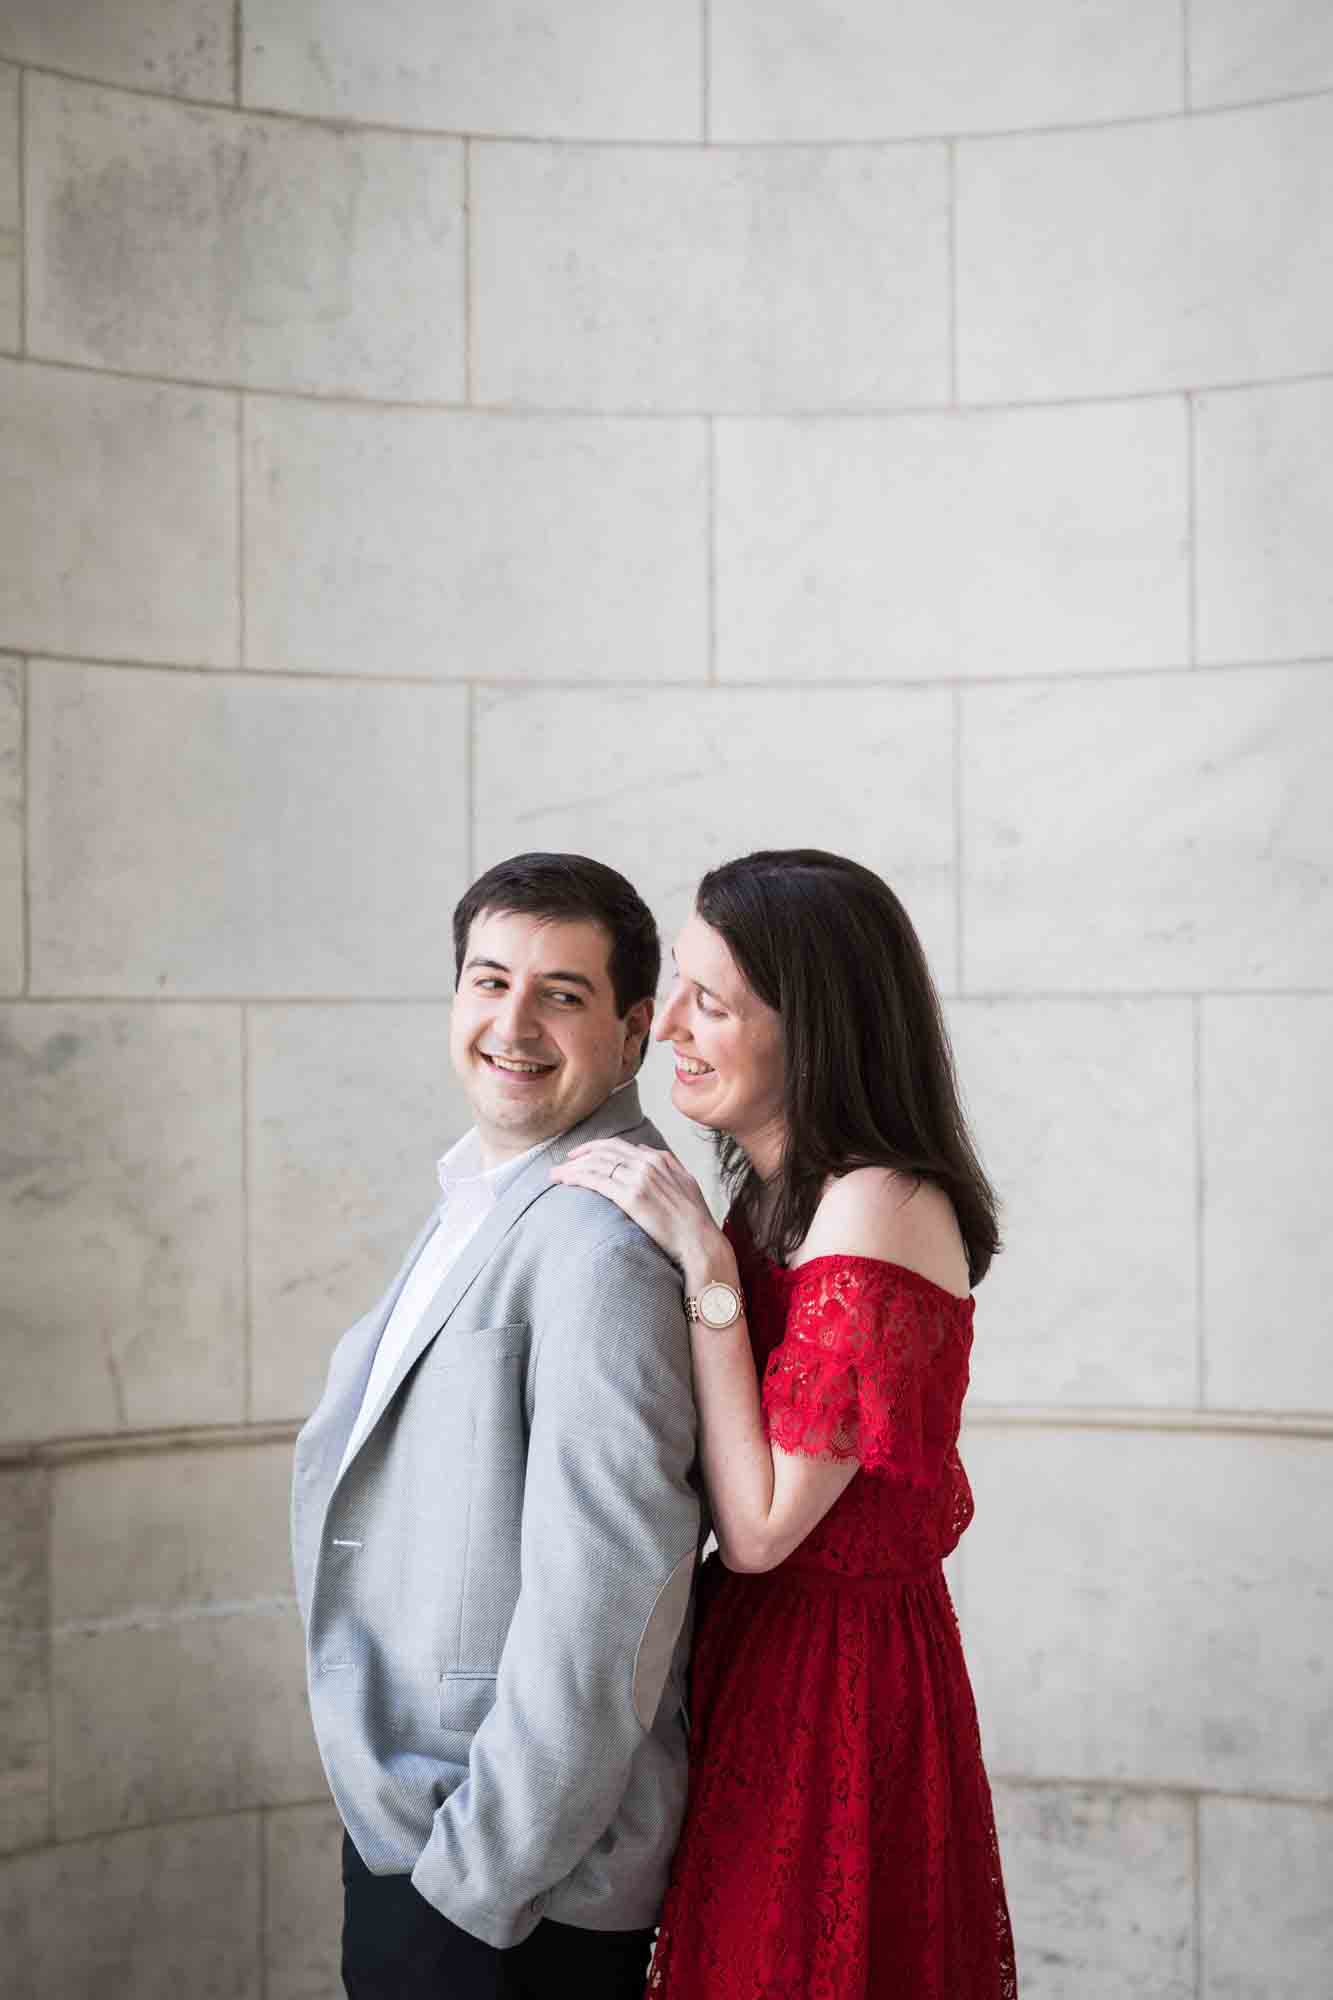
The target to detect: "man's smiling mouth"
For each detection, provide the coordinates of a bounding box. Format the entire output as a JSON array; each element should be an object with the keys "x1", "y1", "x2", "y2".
[{"x1": 481, "y1": 1052, "x2": 557, "y2": 1075}]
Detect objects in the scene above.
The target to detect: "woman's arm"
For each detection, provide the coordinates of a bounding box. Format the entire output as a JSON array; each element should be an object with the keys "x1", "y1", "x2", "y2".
[{"x1": 551, "y1": 1139, "x2": 858, "y2": 1574}]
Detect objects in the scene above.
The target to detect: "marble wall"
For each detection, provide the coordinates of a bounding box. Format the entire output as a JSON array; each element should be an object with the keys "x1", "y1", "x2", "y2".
[{"x1": 0, "y1": 4, "x2": 1329, "y2": 1994}]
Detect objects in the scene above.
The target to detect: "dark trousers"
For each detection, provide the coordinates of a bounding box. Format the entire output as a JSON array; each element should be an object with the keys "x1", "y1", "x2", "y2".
[{"x1": 340, "y1": 1832, "x2": 655, "y2": 2000}]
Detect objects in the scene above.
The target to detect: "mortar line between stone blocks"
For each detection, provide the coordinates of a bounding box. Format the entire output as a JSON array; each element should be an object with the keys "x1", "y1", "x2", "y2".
[
  {"x1": 1181, "y1": 0, "x2": 1194, "y2": 114},
  {"x1": 1193, "y1": 996, "x2": 1207, "y2": 1409},
  {"x1": 12, "y1": 1401, "x2": 1333, "y2": 1469},
  {"x1": 992, "y1": 1775, "x2": 1333, "y2": 1812},
  {"x1": 236, "y1": 394, "x2": 247, "y2": 670},
  {"x1": 706, "y1": 418, "x2": 718, "y2": 682},
  {"x1": 952, "y1": 684, "x2": 965, "y2": 993},
  {"x1": 20, "y1": 654, "x2": 31, "y2": 995},
  {"x1": 14, "y1": 648, "x2": 1333, "y2": 697},
  {"x1": 256, "y1": 1807, "x2": 270, "y2": 2000},
  {"x1": 16, "y1": 65, "x2": 28, "y2": 356},
  {"x1": 0, "y1": 1794, "x2": 339, "y2": 1865},
  {"x1": 1186, "y1": 393, "x2": 1199, "y2": 666},
  {"x1": 946, "y1": 141, "x2": 959, "y2": 405},
  {"x1": 462, "y1": 138, "x2": 475, "y2": 403},
  {"x1": 1192, "y1": 1792, "x2": 1204, "y2": 2000},
  {"x1": 465, "y1": 682, "x2": 476, "y2": 883},
  {"x1": 233, "y1": 0, "x2": 244, "y2": 107},
  {"x1": 9, "y1": 982, "x2": 1332, "y2": 1009},
  {"x1": 699, "y1": 0, "x2": 711, "y2": 142},
  {"x1": 14, "y1": 58, "x2": 1333, "y2": 148},
  {"x1": 11, "y1": 981, "x2": 1333, "y2": 1012},
  {"x1": 41, "y1": 1459, "x2": 54, "y2": 1848},
  {"x1": 15, "y1": 344, "x2": 1333, "y2": 420},
  {"x1": 241, "y1": 1005, "x2": 254, "y2": 1424}
]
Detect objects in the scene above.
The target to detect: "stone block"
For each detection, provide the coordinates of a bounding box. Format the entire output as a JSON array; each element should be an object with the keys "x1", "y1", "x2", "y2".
[
  {"x1": 1202, "y1": 996, "x2": 1333, "y2": 1412},
  {"x1": 248, "y1": 1005, "x2": 472, "y2": 1422},
  {"x1": 1196, "y1": 380, "x2": 1333, "y2": 666},
  {"x1": 0, "y1": 1467, "x2": 48, "y2": 1854},
  {"x1": 949, "y1": 998, "x2": 1196, "y2": 1406},
  {"x1": 957, "y1": 97, "x2": 1333, "y2": 401},
  {"x1": 473, "y1": 141, "x2": 949, "y2": 413},
  {"x1": 995, "y1": 1784, "x2": 1194, "y2": 2000},
  {"x1": 265, "y1": 1803, "x2": 343, "y2": 2000},
  {"x1": 710, "y1": 0, "x2": 1180, "y2": 141},
  {"x1": 1190, "y1": 0, "x2": 1333, "y2": 109},
  {"x1": 0, "y1": 0, "x2": 234, "y2": 102},
  {"x1": 0, "y1": 1003, "x2": 243, "y2": 1442},
  {"x1": 0, "y1": 1813, "x2": 262, "y2": 1999},
  {"x1": 51, "y1": 1442, "x2": 321, "y2": 1836},
  {"x1": 244, "y1": 0, "x2": 701, "y2": 142},
  {"x1": 28, "y1": 663, "x2": 466, "y2": 997},
  {"x1": 0, "y1": 360, "x2": 237, "y2": 667},
  {"x1": 0, "y1": 67, "x2": 17, "y2": 353},
  {"x1": 961, "y1": 666, "x2": 1333, "y2": 991},
  {"x1": 53, "y1": 1602, "x2": 319, "y2": 1838},
  {"x1": 474, "y1": 685, "x2": 958, "y2": 990},
  {"x1": 717, "y1": 401, "x2": 1188, "y2": 682},
  {"x1": 0, "y1": 663, "x2": 19, "y2": 994},
  {"x1": 1200, "y1": 1797, "x2": 1333, "y2": 1999},
  {"x1": 956, "y1": 1427, "x2": 1333, "y2": 1796},
  {"x1": 51, "y1": 1440, "x2": 294, "y2": 1625},
  {"x1": 27, "y1": 75, "x2": 463, "y2": 400},
  {"x1": 245, "y1": 400, "x2": 708, "y2": 682}
]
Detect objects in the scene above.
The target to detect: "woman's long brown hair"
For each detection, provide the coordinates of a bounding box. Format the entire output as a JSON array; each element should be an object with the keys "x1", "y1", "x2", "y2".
[{"x1": 695, "y1": 849, "x2": 1000, "y2": 1286}]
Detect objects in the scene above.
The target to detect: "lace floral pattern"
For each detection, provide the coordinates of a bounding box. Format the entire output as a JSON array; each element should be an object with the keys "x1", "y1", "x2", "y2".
[
  {"x1": 647, "y1": 1220, "x2": 1017, "y2": 2000},
  {"x1": 762, "y1": 1254, "x2": 972, "y2": 1491}
]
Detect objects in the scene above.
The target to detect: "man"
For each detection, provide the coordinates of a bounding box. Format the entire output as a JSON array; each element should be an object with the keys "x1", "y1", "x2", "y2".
[{"x1": 291, "y1": 854, "x2": 703, "y2": 1998}]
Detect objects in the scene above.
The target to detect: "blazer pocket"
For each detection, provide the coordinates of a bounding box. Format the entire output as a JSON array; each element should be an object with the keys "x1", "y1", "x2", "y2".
[{"x1": 438, "y1": 1669, "x2": 498, "y2": 1757}]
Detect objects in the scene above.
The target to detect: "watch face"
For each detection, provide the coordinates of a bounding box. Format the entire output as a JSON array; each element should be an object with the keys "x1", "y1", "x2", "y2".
[{"x1": 699, "y1": 1282, "x2": 741, "y2": 1329}]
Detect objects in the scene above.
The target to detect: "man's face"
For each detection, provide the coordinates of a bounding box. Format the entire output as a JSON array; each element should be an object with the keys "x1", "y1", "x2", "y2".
[{"x1": 450, "y1": 908, "x2": 652, "y2": 1164}]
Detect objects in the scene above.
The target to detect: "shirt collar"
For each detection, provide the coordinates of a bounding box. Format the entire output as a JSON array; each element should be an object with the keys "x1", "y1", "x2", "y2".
[{"x1": 435, "y1": 1078, "x2": 638, "y2": 1212}]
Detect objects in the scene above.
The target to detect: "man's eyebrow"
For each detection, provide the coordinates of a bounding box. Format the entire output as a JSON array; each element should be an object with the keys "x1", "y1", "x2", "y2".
[
  {"x1": 539, "y1": 968, "x2": 596, "y2": 992},
  {"x1": 463, "y1": 956, "x2": 597, "y2": 993}
]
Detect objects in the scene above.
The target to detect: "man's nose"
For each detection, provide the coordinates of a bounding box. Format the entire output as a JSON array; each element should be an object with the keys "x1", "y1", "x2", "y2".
[{"x1": 494, "y1": 987, "x2": 538, "y2": 1043}]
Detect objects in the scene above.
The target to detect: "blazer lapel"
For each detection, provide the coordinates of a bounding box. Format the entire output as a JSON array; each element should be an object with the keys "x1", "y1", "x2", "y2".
[
  {"x1": 296, "y1": 1202, "x2": 441, "y2": 1513},
  {"x1": 335, "y1": 1083, "x2": 649, "y2": 1483}
]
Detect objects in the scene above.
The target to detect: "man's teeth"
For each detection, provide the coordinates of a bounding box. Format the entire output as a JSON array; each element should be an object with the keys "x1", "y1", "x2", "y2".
[
  {"x1": 487, "y1": 1055, "x2": 552, "y2": 1074},
  {"x1": 677, "y1": 1057, "x2": 713, "y2": 1075}
]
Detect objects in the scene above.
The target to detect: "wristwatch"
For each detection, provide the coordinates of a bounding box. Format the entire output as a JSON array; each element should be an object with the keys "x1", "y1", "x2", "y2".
[{"x1": 684, "y1": 1281, "x2": 746, "y2": 1330}]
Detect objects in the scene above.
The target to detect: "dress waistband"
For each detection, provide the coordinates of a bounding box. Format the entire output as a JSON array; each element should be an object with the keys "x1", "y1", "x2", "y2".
[{"x1": 765, "y1": 1559, "x2": 946, "y2": 1594}]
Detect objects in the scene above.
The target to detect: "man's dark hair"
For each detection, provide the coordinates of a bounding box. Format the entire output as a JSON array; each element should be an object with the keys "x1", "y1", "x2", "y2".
[
  {"x1": 452, "y1": 853, "x2": 661, "y2": 1054},
  {"x1": 697, "y1": 849, "x2": 1001, "y2": 1286}
]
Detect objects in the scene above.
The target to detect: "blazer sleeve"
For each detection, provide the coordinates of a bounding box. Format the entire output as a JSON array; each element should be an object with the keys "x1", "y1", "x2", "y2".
[{"x1": 410, "y1": 1217, "x2": 700, "y2": 1947}]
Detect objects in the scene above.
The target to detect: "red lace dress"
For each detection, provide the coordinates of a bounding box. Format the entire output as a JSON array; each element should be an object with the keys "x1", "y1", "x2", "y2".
[{"x1": 647, "y1": 1220, "x2": 1017, "y2": 2000}]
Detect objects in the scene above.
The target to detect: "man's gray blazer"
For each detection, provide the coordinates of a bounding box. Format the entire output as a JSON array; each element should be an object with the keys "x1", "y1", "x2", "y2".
[{"x1": 290, "y1": 1084, "x2": 702, "y2": 1950}]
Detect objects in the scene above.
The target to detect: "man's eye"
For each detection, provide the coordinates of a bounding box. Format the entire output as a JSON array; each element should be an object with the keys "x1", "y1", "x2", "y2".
[{"x1": 549, "y1": 992, "x2": 583, "y2": 1007}]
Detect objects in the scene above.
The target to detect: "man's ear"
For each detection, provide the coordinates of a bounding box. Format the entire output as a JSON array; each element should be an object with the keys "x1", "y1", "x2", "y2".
[{"x1": 621, "y1": 997, "x2": 655, "y2": 1076}]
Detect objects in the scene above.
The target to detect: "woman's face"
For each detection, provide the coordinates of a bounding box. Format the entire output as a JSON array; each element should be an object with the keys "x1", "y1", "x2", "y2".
[{"x1": 655, "y1": 910, "x2": 786, "y2": 1165}]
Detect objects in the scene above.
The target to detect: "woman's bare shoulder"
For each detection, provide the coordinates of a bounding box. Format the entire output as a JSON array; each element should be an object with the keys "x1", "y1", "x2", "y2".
[{"x1": 798, "y1": 1167, "x2": 970, "y2": 1297}]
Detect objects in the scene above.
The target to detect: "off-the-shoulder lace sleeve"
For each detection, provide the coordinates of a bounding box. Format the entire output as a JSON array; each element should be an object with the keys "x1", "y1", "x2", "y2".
[{"x1": 761, "y1": 1258, "x2": 971, "y2": 1488}]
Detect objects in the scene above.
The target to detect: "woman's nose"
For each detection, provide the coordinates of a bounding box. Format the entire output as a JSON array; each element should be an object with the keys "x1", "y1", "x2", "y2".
[{"x1": 654, "y1": 984, "x2": 686, "y2": 1041}]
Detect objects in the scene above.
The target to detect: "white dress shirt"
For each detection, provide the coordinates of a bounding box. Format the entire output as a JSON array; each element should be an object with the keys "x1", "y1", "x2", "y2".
[{"x1": 335, "y1": 1127, "x2": 551, "y2": 1480}]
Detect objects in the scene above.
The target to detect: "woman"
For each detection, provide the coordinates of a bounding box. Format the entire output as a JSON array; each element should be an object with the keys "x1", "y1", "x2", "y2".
[{"x1": 552, "y1": 849, "x2": 1017, "y2": 2000}]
